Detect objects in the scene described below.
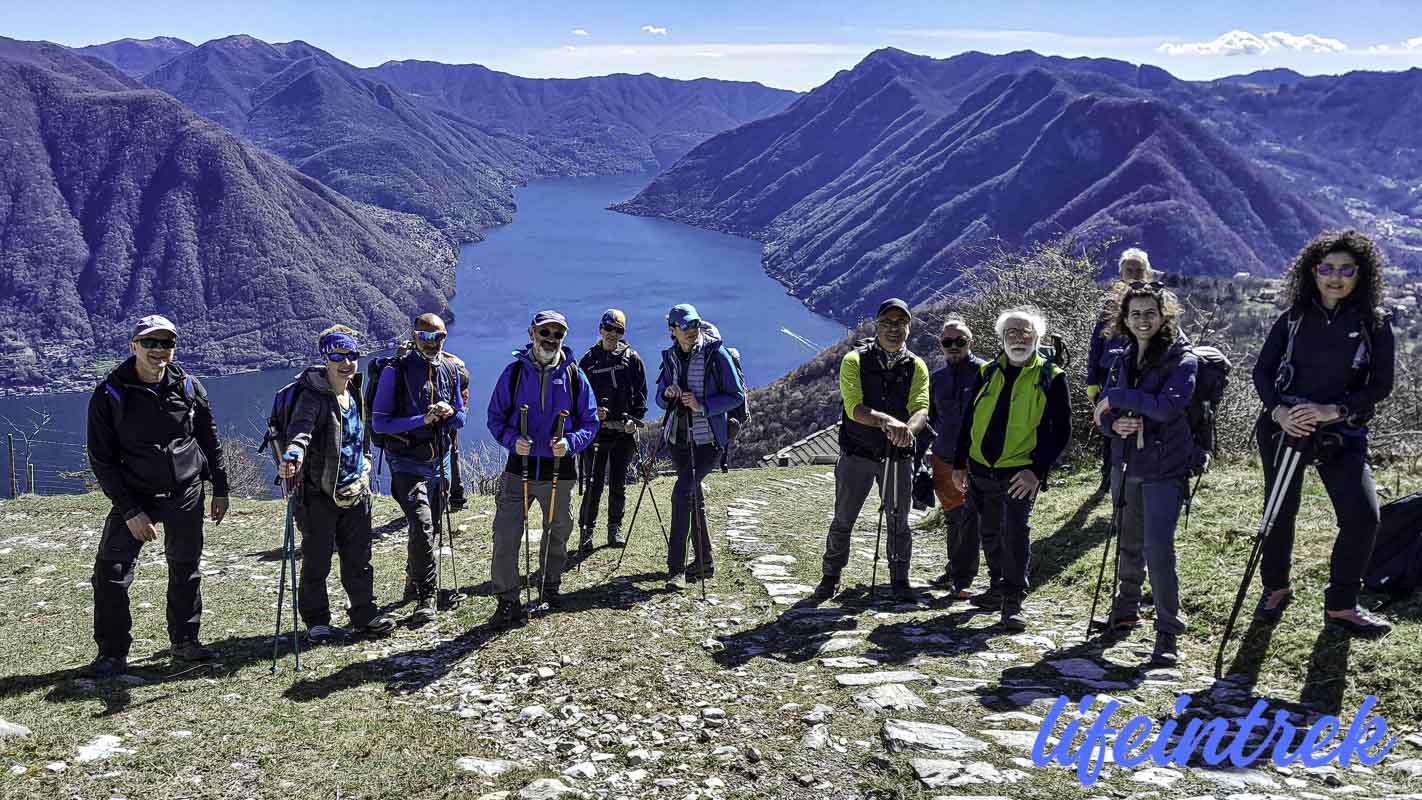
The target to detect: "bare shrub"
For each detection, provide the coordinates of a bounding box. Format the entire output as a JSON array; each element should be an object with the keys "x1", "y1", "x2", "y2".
[{"x1": 459, "y1": 438, "x2": 511, "y2": 496}]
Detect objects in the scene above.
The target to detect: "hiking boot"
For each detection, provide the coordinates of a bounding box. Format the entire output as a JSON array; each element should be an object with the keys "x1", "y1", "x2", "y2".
[
  {"x1": 810, "y1": 577, "x2": 838, "y2": 601},
  {"x1": 928, "y1": 570, "x2": 954, "y2": 589},
  {"x1": 969, "y1": 589, "x2": 1003, "y2": 610},
  {"x1": 665, "y1": 573, "x2": 685, "y2": 592},
  {"x1": 890, "y1": 580, "x2": 921, "y2": 604},
  {"x1": 81, "y1": 655, "x2": 127, "y2": 678},
  {"x1": 402, "y1": 579, "x2": 417, "y2": 604},
  {"x1": 1090, "y1": 615, "x2": 1140, "y2": 634},
  {"x1": 355, "y1": 614, "x2": 397, "y2": 636},
  {"x1": 172, "y1": 639, "x2": 215, "y2": 662},
  {"x1": 1252, "y1": 587, "x2": 1293, "y2": 623},
  {"x1": 449, "y1": 494, "x2": 468, "y2": 513},
  {"x1": 607, "y1": 524, "x2": 625, "y2": 548},
  {"x1": 578, "y1": 528, "x2": 594, "y2": 555},
  {"x1": 1001, "y1": 611, "x2": 1028, "y2": 632},
  {"x1": 540, "y1": 584, "x2": 563, "y2": 610},
  {"x1": 685, "y1": 562, "x2": 715, "y2": 581},
  {"x1": 1325, "y1": 607, "x2": 1393, "y2": 637},
  {"x1": 488, "y1": 598, "x2": 528, "y2": 630},
  {"x1": 306, "y1": 624, "x2": 346, "y2": 644},
  {"x1": 412, "y1": 595, "x2": 437, "y2": 625},
  {"x1": 1150, "y1": 632, "x2": 1180, "y2": 667}
]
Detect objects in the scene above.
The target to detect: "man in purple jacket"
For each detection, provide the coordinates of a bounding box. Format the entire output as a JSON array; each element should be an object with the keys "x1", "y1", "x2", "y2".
[
  {"x1": 370, "y1": 313, "x2": 466, "y2": 624},
  {"x1": 486, "y1": 310, "x2": 600, "y2": 628}
]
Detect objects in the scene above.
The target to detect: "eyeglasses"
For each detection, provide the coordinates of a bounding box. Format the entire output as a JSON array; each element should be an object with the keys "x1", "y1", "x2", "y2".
[
  {"x1": 414, "y1": 330, "x2": 447, "y2": 344},
  {"x1": 325, "y1": 351, "x2": 361, "y2": 363},
  {"x1": 940, "y1": 336, "x2": 969, "y2": 348},
  {"x1": 670, "y1": 323, "x2": 698, "y2": 333},
  {"x1": 876, "y1": 318, "x2": 910, "y2": 330},
  {"x1": 537, "y1": 327, "x2": 566, "y2": 340},
  {"x1": 601, "y1": 324, "x2": 625, "y2": 335},
  {"x1": 137, "y1": 338, "x2": 176, "y2": 350},
  {"x1": 1316, "y1": 263, "x2": 1358, "y2": 278},
  {"x1": 1128, "y1": 281, "x2": 1165, "y2": 290}
]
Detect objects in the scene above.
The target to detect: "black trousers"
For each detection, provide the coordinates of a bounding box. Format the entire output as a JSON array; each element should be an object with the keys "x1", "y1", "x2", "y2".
[
  {"x1": 91, "y1": 479, "x2": 205, "y2": 658},
  {"x1": 391, "y1": 470, "x2": 443, "y2": 598},
  {"x1": 668, "y1": 442, "x2": 719, "y2": 574},
  {"x1": 295, "y1": 490, "x2": 378, "y2": 627},
  {"x1": 579, "y1": 432, "x2": 636, "y2": 531},
  {"x1": 968, "y1": 466, "x2": 1038, "y2": 613},
  {"x1": 1256, "y1": 417, "x2": 1380, "y2": 611}
]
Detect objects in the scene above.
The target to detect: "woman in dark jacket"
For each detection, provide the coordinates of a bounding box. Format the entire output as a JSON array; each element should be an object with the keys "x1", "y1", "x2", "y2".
[
  {"x1": 1094, "y1": 283, "x2": 1198, "y2": 666},
  {"x1": 280, "y1": 326, "x2": 396, "y2": 641},
  {"x1": 1251, "y1": 230, "x2": 1396, "y2": 636}
]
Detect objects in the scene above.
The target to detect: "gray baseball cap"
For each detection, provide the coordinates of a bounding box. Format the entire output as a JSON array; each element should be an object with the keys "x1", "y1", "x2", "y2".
[{"x1": 130, "y1": 315, "x2": 177, "y2": 340}]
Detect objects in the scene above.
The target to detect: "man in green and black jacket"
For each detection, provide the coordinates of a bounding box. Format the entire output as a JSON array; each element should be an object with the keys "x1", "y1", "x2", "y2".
[
  {"x1": 952, "y1": 307, "x2": 1072, "y2": 631},
  {"x1": 812, "y1": 299, "x2": 930, "y2": 604}
]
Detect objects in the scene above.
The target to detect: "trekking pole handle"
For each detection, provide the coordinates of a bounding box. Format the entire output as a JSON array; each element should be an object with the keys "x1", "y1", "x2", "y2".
[{"x1": 553, "y1": 409, "x2": 569, "y2": 444}]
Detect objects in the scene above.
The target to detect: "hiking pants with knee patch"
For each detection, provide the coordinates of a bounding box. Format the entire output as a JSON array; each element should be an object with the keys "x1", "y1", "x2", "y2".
[{"x1": 822, "y1": 453, "x2": 913, "y2": 583}]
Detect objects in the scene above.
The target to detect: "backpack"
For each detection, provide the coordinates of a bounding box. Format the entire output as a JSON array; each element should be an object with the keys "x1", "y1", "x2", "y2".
[
  {"x1": 1184, "y1": 345, "x2": 1231, "y2": 475},
  {"x1": 103, "y1": 373, "x2": 195, "y2": 433},
  {"x1": 1363, "y1": 491, "x2": 1422, "y2": 603},
  {"x1": 1038, "y1": 334, "x2": 1071, "y2": 371},
  {"x1": 258, "y1": 373, "x2": 364, "y2": 462},
  {"x1": 506, "y1": 357, "x2": 585, "y2": 413},
  {"x1": 699, "y1": 321, "x2": 749, "y2": 440},
  {"x1": 363, "y1": 345, "x2": 411, "y2": 451}
]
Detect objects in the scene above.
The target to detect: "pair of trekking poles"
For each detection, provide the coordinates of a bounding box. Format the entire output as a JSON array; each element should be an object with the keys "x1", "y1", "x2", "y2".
[
  {"x1": 605, "y1": 409, "x2": 710, "y2": 601},
  {"x1": 268, "y1": 443, "x2": 303, "y2": 674},
  {"x1": 517, "y1": 406, "x2": 571, "y2": 608}
]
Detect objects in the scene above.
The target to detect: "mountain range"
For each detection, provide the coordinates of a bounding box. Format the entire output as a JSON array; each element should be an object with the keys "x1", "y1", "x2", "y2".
[
  {"x1": 617, "y1": 48, "x2": 1420, "y2": 323},
  {"x1": 0, "y1": 37, "x2": 457, "y2": 393}
]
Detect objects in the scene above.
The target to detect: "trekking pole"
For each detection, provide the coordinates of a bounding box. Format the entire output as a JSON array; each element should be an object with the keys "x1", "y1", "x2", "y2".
[
  {"x1": 1086, "y1": 432, "x2": 1132, "y2": 640},
  {"x1": 267, "y1": 444, "x2": 304, "y2": 674},
  {"x1": 519, "y1": 405, "x2": 531, "y2": 608},
  {"x1": 437, "y1": 427, "x2": 464, "y2": 607},
  {"x1": 683, "y1": 410, "x2": 708, "y2": 601},
  {"x1": 1215, "y1": 434, "x2": 1306, "y2": 678},
  {"x1": 869, "y1": 451, "x2": 892, "y2": 602},
  {"x1": 540, "y1": 410, "x2": 570, "y2": 604},
  {"x1": 605, "y1": 432, "x2": 668, "y2": 582}
]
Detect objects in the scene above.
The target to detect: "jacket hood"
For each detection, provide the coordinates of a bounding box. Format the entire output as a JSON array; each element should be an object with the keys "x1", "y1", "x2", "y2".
[{"x1": 298, "y1": 365, "x2": 339, "y2": 395}]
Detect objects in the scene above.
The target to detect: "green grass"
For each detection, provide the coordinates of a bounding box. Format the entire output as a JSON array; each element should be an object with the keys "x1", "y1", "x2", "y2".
[{"x1": 0, "y1": 463, "x2": 1419, "y2": 799}]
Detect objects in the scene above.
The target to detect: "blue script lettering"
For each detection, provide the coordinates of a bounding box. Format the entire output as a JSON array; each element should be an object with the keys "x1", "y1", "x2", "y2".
[{"x1": 1032, "y1": 693, "x2": 1397, "y2": 787}]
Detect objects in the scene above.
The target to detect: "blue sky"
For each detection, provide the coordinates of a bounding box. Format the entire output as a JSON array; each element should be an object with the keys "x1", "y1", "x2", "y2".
[{"x1": 13, "y1": 1, "x2": 1422, "y2": 90}]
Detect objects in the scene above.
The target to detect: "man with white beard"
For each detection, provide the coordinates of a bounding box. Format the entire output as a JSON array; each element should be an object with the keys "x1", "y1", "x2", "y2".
[
  {"x1": 951, "y1": 307, "x2": 1072, "y2": 631},
  {"x1": 485, "y1": 311, "x2": 599, "y2": 628}
]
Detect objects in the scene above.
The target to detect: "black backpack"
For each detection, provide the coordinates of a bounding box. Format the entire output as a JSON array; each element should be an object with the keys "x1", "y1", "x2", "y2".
[
  {"x1": 1185, "y1": 345, "x2": 1231, "y2": 475},
  {"x1": 1364, "y1": 491, "x2": 1422, "y2": 603},
  {"x1": 364, "y1": 344, "x2": 413, "y2": 451},
  {"x1": 258, "y1": 373, "x2": 364, "y2": 461}
]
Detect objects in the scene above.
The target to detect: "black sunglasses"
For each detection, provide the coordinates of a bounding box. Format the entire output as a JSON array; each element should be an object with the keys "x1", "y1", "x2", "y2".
[
  {"x1": 137, "y1": 338, "x2": 177, "y2": 350},
  {"x1": 537, "y1": 327, "x2": 566, "y2": 340},
  {"x1": 1128, "y1": 281, "x2": 1165, "y2": 291},
  {"x1": 601, "y1": 324, "x2": 625, "y2": 335},
  {"x1": 940, "y1": 336, "x2": 969, "y2": 348},
  {"x1": 325, "y1": 351, "x2": 361, "y2": 363}
]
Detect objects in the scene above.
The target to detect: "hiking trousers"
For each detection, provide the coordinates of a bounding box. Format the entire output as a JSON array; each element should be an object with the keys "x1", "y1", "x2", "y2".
[
  {"x1": 295, "y1": 490, "x2": 379, "y2": 628},
  {"x1": 668, "y1": 443, "x2": 719, "y2": 574},
  {"x1": 391, "y1": 470, "x2": 444, "y2": 600},
  {"x1": 92, "y1": 479, "x2": 205, "y2": 658},
  {"x1": 1110, "y1": 476, "x2": 1188, "y2": 634},
  {"x1": 932, "y1": 455, "x2": 987, "y2": 591},
  {"x1": 1256, "y1": 417, "x2": 1380, "y2": 611},
  {"x1": 822, "y1": 453, "x2": 913, "y2": 583},
  {"x1": 491, "y1": 472, "x2": 574, "y2": 601},
  {"x1": 967, "y1": 465, "x2": 1037, "y2": 612},
  {"x1": 579, "y1": 432, "x2": 636, "y2": 531}
]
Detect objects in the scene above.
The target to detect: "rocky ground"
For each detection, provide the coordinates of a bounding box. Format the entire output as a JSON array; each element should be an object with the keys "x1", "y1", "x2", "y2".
[{"x1": 0, "y1": 464, "x2": 1419, "y2": 799}]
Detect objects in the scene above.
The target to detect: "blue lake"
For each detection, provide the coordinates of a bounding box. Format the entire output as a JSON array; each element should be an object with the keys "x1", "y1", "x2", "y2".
[{"x1": 0, "y1": 173, "x2": 847, "y2": 495}]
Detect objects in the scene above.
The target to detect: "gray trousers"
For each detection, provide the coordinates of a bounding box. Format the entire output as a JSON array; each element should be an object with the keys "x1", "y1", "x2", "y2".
[
  {"x1": 821, "y1": 454, "x2": 913, "y2": 582},
  {"x1": 492, "y1": 472, "x2": 574, "y2": 602},
  {"x1": 1110, "y1": 475, "x2": 1188, "y2": 634}
]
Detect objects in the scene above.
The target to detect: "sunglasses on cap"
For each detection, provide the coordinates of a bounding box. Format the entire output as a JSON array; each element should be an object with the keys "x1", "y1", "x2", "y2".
[
  {"x1": 601, "y1": 323, "x2": 625, "y2": 335},
  {"x1": 537, "y1": 327, "x2": 566, "y2": 340},
  {"x1": 324, "y1": 351, "x2": 361, "y2": 363},
  {"x1": 1316, "y1": 263, "x2": 1358, "y2": 278},
  {"x1": 1128, "y1": 281, "x2": 1165, "y2": 291},
  {"x1": 414, "y1": 330, "x2": 447, "y2": 343},
  {"x1": 137, "y1": 338, "x2": 176, "y2": 350},
  {"x1": 940, "y1": 336, "x2": 969, "y2": 348}
]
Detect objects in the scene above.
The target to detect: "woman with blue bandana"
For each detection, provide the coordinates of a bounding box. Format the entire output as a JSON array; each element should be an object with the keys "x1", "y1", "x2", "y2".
[{"x1": 279, "y1": 325, "x2": 396, "y2": 641}]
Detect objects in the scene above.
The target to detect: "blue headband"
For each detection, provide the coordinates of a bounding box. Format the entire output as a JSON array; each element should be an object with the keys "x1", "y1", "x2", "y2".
[{"x1": 319, "y1": 331, "x2": 359, "y2": 355}]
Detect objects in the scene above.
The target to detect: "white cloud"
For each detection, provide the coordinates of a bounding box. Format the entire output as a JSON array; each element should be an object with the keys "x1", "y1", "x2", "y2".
[
  {"x1": 695, "y1": 51, "x2": 725, "y2": 58},
  {"x1": 887, "y1": 27, "x2": 1166, "y2": 49},
  {"x1": 1158, "y1": 29, "x2": 1347, "y2": 56},
  {"x1": 1365, "y1": 35, "x2": 1422, "y2": 55},
  {"x1": 571, "y1": 29, "x2": 589, "y2": 37},
  {"x1": 641, "y1": 25, "x2": 668, "y2": 36},
  {"x1": 563, "y1": 45, "x2": 577, "y2": 53}
]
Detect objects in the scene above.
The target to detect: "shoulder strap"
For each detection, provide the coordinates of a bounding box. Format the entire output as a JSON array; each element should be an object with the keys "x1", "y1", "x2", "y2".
[
  {"x1": 508, "y1": 360, "x2": 524, "y2": 412},
  {"x1": 103, "y1": 382, "x2": 124, "y2": 429}
]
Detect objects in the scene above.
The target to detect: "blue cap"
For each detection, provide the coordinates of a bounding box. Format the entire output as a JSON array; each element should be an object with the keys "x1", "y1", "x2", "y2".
[
  {"x1": 667, "y1": 303, "x2": 701, "y2": 331},
  {"x1": 531, "y1": 310, "x2": 568, "y2": 329}
]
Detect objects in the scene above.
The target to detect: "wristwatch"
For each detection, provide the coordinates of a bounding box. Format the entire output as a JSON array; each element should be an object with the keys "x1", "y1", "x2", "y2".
[{"x1": 1335, "y1": 404, "x2": 1350, "y2": 423}]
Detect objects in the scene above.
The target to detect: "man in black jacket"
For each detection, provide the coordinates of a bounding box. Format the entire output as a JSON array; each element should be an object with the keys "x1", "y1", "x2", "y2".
[
  {"x1": 85, "y1": 315, "x2": 230, "y2": 677},
  {"x1": 577, "y1": 309, "x2": 648, "y2": 551}
]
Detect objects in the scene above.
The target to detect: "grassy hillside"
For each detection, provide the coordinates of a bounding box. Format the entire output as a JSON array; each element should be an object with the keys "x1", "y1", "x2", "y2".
[{"x1": 0, "y1": 462, "x2": 1419, "y2": 798}]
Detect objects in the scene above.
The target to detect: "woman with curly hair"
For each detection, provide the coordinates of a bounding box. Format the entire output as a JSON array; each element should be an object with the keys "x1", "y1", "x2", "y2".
[
  {"x1": 1251, "y1": 230, "x2": 1396, "y2": 636},
  {"x1": 1092, "y1": 283, "x2": 1199, "y2": 665}
]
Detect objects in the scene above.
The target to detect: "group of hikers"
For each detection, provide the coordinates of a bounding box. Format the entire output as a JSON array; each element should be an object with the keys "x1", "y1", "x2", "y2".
[{"x1": 80, "y1": 228, "x2": 1397, "y2": 679}]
